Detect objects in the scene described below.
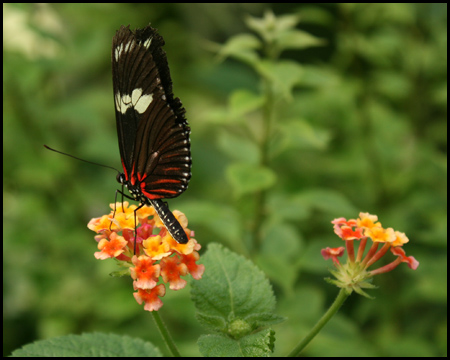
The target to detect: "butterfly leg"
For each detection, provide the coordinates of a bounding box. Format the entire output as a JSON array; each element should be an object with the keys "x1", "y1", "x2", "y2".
[{"x1": 110, "y1": 188, "x2": 135, "y2": 230}]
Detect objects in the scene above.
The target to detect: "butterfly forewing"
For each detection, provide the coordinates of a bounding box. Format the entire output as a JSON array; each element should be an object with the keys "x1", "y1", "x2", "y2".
[{"x1": 112, "y1": 25, "x2": 191, "y2": 200}]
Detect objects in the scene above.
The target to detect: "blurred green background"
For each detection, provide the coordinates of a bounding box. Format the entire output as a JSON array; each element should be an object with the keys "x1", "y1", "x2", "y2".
[{"x1": 3, "y1": 3, "x2": 447, "y2": 357}]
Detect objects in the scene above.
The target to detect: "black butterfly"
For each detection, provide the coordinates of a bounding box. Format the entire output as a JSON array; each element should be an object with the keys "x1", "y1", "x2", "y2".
[{"x1": 112, "y1": 25, "x2": 191, "y2": 246}]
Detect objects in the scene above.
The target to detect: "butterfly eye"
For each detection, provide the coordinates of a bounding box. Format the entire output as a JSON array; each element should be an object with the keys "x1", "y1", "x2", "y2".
[{"x1": 116, "y1": 173, "x2": 126, "y2": 185}]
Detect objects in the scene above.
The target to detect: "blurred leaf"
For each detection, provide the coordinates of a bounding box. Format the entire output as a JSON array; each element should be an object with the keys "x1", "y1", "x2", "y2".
[
  {"x1": 181, "y1": 201, "x2": 242, "y2": 244},
  {"x1": 256, "y1": 60, "x2": 303, "y2": 100},
  {"x1": 217, "y1": 33, "x2": 261, "y2": 64},
  {"x1": 261, "y1": 222, "x2": 304, "y2": 262},
  {"x1": 229, "y1": 89, "x2": 265, "y2": 118},
  {"x1": 277, "y1": 29, "x2": 326, "y2": 51},
  {"x1": 255, "y1": 223, "x2": 304, "y2": 294},
  {"x1": 217, "y1": 131, "x2": 260, "y2": 164},
  {"x1": 372, "y1": 70, "x2": 411, "y2": 101},
  {"x1": 246, "y1": 11, "x2": 301, "y2": 43},
  {"x1": 291, "y1": 189, "x2": 358, "y2": 217},
  {"x1": 227, "y1": 163, "x2": 277, "y2": 197},
  {"x1": 276, "y1": 118, "x2": 331, "y2": 154},
  {"x1": 267, "y1": 193, "x2": 311, "y2": 222}
]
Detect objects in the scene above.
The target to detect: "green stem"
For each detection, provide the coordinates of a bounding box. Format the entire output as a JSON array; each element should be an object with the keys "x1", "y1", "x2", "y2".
[
  {"x1": 251, "y1": 77, "x2": 275, "y2": 251},
  {"x1": 287, "y1": 289, "x2": 350, "y2": 357},
  {"x1": 151, "y1": 311, "x2": 181, "y2": 357}
]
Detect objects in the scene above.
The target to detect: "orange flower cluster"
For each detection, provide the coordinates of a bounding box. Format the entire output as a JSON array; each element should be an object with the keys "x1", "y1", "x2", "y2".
[{"x1": 88, "y1": 202, "x2": 204, "y2": 311}]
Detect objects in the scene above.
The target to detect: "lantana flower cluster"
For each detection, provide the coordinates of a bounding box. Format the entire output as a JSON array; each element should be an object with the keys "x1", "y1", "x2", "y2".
[
  {"x1": 88, "y1": 202, "x2": 204, "y2": 311},
  {"x1": 322, "y1": 212, "x2": 419, "y2": 297}
]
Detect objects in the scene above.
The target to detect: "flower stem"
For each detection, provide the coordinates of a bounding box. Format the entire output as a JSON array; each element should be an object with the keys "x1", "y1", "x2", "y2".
[
  {"x1": 151, "y1": 311, "x2": 181, "y2": 357},
  {"x1": 251, "y1": 74, "x2": 275, "y2": 251},
  {"x1": 287, "y1": 288, "x2": 350, "y2": 357}
]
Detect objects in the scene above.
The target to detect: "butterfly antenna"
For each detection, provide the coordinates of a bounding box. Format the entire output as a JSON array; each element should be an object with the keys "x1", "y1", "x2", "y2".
[{"x1": 44, "y1": 145, "x2": 120, "y2": 174}]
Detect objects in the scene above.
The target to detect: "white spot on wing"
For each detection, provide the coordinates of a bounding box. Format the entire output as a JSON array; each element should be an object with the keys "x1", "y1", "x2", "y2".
[
  {"x1": 124, "y1": 40, "x2": 133, "y2": 54},
  {"x1": 116, "y1": 89, "x2": 153, "y2": 114},
  {"x1": 114, "y1": 44, "x2": 123, "y2": 62},
  {"x1": 143, "y1": 37, "x2": 152, "y2": 49},
  {"x1": 131, "y1": 88, "x2": 143, "y2": 105},
  {"x1": 121, "y1": 94, "x2": 131, "y2": 114},
  {"x1": 132, "y1": 88, "x2": 153, "y2": 114},
  {"x1": 115, "y1": 40, "x2": 136, "y2": 62},
  {"x1": 115, "y1": 91, "x2": 131, "y2": 114},
  {"x1": 115, "y1": 92, "x2": 121, "y2": 112}
]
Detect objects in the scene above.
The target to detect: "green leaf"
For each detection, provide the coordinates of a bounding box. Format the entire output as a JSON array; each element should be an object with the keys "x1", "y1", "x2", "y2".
[
  {"x1": 261, "y1": 223, "x2": 303, "y2": 262},
  {"x1": 109, "y1": 269, "x2": 130, "y2": 277},
  {"x1": 191, "y1": 244, "x2": 284, "y2": 335},
  {"x1": 256, "y1": 60, "x2": 304, "y2": 100},
  {"x1": 277, "y1": 29, "x2": 326, "y2": 51},
  {"x1": 246, "y1": 11, "x2": 301, "y2": 43},
  {"x1": 217, "y1": 131, "x2": 259, "y2": 164},
  {"x1": 227, "y1": 163, "x2": 277, "y2": 197},
  {"x1": 11, "y1": 333, "x2": 162, "y2": 357},
  {"x1": 229, "y1": 89, "x2": 265, "y2": 118},
  {"x1": 255, "y1": 223, "x2": 304, "y2": 294},
  {"x1": 198, "y1": 329, "x2": 275, "y2": 357},
  {"x1": 272, "y1": 13, "x2": 302, "y2": 32},
  {"x1": 218, "y1": 33, "x2": 261, "y2": 65},
  {"x1": 180, "y1": 201, "x2": 242, "y2": 244},
  {"x1": 277, "y1": 118, "x2": 331, "y2": 151},
  {"x1": 294, "y1": 188, "x2": 358, "y2": 216},
  {"x1": 255, "y1": 254, "x2": 298, "y2": 296},
  {"x1": 267, "y1": 193, "x2": 311, "y2": 221}
]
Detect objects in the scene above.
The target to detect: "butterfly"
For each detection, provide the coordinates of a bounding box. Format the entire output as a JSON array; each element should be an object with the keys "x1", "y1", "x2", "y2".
[{"x1": 112, "y1": 25, "x2": 192, "y2": 249}]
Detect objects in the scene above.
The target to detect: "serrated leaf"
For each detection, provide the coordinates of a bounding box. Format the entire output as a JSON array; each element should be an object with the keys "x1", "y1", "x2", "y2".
[
  {"x1": 243, "y1": 312, "x2": 285, "y2": 329},
  {"x1": 196, "y1": 312, "x2": 228, "y2": 330},
  {"x1": 11, "y1": 333, "x2": 162, "y2": 357},
  {"x1": 198, "y1": 329, "x2": 275, "y2": 357},
  {"x1": 191, "y1": 244, "x2": 281, "y2": 335},
  {"x1": 227, "y1": 163, "x2": 276, "y2": 197}
]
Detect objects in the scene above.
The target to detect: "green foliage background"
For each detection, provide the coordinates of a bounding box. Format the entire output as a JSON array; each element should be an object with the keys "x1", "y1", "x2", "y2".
[{"x1": 3, "y1": 3, "x2": 447, "y2": 357}]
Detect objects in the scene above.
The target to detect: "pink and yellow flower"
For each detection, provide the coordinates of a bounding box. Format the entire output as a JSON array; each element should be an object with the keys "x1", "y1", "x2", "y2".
[
  {"x1": 88, "y1": 202, "x2": 204, "y2": 311},
  {"x1": 323, "y1": 212, "x2": 418, "y2": 297}
]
